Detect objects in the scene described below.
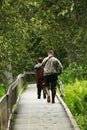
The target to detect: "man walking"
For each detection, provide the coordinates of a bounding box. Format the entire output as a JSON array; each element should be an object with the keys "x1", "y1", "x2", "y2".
[{"x1": 42, "y1": 50, "x2": 63, "y2": 103}]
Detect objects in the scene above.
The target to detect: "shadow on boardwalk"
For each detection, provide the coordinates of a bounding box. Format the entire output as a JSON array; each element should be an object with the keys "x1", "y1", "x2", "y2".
[{"x1": 12, "y1": 84, "x2": 80, "y2": 130}]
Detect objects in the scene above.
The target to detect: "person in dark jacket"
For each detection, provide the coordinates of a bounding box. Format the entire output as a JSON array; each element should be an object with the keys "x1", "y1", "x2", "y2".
[
  {"x1": 42, "y1": 50, "x2": 63, "y2": 103},
  {"x1": 34, "y1": 57, "x2": 46, "y2": 99}
]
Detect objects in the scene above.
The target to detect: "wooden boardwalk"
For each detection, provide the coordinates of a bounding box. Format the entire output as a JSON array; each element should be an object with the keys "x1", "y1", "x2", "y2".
[{"x1": 12, "y1": 84, "x2": 80, "y2": 130}]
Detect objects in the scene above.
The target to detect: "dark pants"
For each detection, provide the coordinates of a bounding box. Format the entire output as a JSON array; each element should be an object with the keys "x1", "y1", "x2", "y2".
[
  {"x1": 43, "y1": 74, "x2": 57, "y2": 102},
  {"x1": 37, "y1": 79, "x2": 46, "y2": 99},
  {"x1": 37, "y1": 84, "x2": 42, "y2": 98}
]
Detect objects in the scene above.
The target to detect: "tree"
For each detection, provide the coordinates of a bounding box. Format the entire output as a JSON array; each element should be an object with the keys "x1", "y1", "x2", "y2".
[{"x1": 0, "y1": 0, "x2": 87, "y2": 88}]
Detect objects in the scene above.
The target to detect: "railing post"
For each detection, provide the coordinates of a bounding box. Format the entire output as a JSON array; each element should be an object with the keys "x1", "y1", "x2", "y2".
[
  {"x1": 0, "y1": 101, "x2": 1, "y2": 130},
  {"x1": 0, "y1": 95, "x2": 8, "y2": 130},
  {"x1": 7, "y1": 87, "x2": 13, "y2": 115},
  {"x1": 18, "y1": 75, "x2": 23, "y2": 91}
]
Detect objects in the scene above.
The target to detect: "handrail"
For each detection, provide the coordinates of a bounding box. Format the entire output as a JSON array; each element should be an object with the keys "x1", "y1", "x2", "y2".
[{"x1": 0, "y1": 72, "x2": 35, "y2": 130}]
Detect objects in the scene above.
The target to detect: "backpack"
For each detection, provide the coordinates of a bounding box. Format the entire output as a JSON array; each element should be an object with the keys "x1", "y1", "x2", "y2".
[
  {"x1": 34, "y1": 65, "x2": 43, "y2": 85},
  {"x1": 35, "y1": 66, "x2": 43, "y2": 80}
]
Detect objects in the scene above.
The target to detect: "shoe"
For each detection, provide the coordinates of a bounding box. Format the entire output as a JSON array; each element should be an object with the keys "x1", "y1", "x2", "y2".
[
  {"x1": 47, "y1": 95, "x2": 50, "y2": 103},
  {"x1": 52, "y1": 100, "x2": 55, "y2": 103},
  {"x1": 52, "y1": 98, "x2": 55, "y2": 103},
  {"x1": 43, "y1": 95, "x2": 46, "y2": 99},
  {"x1": 43, "y1": 93, "x2": 46, "y2": 99},
  {"x1": 38, "y1": 95, "x2": 40, "y2": 99}
]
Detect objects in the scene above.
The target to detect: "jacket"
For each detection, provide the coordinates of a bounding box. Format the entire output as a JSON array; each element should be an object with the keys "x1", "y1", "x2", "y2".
[{"x1": 42, "y1": 56, "x2": 63, "y2": 76}]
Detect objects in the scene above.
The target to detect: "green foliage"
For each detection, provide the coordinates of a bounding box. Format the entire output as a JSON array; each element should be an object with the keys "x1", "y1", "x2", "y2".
[
  {"x1": 0, "y1": 84, "x2": 5, "y2": 97},
  {"x1": 63, "y1": 79, "x2": 87, "y2": 130},
  {"x1": 0, "y1": 0, "x2": 87, "y2": 78},
  {"x1": 0, "y1": 1, "x2": 87, "y2": 123},
  {"x1": 60, "y1": 62, "x2": 87, "y2": 85},
  {"x1": 0, "y1": 1, "x2": 87, "y2": 129}
]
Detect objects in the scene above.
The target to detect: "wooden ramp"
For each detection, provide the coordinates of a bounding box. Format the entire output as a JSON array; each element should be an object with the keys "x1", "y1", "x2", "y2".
[{"x1": 12, "y1": 84, "x2": 80, "y2": 130}]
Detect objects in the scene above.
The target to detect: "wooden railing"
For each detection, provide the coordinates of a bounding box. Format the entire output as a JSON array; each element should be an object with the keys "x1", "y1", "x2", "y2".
[{"x1": 0, "y1": 72, "x2": 35, "y2": 130}]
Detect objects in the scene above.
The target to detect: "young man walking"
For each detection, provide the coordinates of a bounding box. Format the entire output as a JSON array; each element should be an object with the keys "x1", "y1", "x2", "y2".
[
  {"x1": 42, "y1": 50, "x2": 63, "y2": 103},
  {"x1": 34, "y1": 57, "x2": 46, "y2": 99}
]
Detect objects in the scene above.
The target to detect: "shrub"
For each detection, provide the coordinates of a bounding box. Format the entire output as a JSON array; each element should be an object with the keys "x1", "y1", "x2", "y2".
[
  {"x1": 60, "y1": 62, "x2": 86, "y2": 84},
  {"x1": 62, "y1": 79, "x2": 87, "y2": 130},
  {"x1": 0, "y1": 84, "x2": 5, "y2": 97}
]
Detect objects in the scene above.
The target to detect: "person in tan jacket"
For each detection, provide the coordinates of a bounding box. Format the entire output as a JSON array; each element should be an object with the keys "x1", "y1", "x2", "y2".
[{"x1": 42, "y1": 50, "x2": 63, "y2": 103}]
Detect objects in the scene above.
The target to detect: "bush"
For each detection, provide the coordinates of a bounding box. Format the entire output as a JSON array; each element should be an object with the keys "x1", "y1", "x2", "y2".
[
  {"x1": 63, "y1": 79, "x2": 87, "y2": 130},
  {"x1": 60, "y1": 62, "x2": 86, "y2": 84},
  {"x1": 0, "y1": 84, "x2": 5, "y2": 97}
]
